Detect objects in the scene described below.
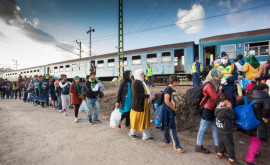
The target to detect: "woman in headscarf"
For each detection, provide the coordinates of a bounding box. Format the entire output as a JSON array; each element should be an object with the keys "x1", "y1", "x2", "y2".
[
  {"x1": 70, "y1": 76, "x2": 83, "y2": 123},
  {"x1": 129, "y1": 69, "x2": 155, "y2": 140},
  {"x1": 115, "y1": 70, "x2": 132, "y2": 129},
  {"x1": 243, "y1": 55, "x2": 261, "y2": 81},
  {"x1": 196, "y1": 68, "x2": 223, "y2": 154}
]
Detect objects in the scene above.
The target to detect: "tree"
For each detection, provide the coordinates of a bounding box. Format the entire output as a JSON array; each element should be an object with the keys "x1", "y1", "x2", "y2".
[{"x1": 0, "y1": 67, "x2": 14, "y2": 79}]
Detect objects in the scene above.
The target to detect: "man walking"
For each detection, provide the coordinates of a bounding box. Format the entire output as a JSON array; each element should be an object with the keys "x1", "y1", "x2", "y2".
[{"x1": 82, "y1": 72, "x2": 101, "y2": 124}]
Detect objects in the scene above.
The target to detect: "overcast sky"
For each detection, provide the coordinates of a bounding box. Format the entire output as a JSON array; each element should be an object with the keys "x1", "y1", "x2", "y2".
[{"x1": 1, "y1": 0, "x2": 270, "y2": 69}]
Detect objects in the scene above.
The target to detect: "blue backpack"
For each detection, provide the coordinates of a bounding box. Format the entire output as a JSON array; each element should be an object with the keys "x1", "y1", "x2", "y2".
[{"x1": 235, "y1": 96, "x2": 260, "y2": 130}]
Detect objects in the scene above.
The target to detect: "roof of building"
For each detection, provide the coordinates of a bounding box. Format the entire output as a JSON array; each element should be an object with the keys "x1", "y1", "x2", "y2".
[{"x1": 200, "y1": 28, "x2": 270, "y2": 43}]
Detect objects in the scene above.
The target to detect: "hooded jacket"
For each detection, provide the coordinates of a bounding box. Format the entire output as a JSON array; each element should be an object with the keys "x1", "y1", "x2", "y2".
[
  {"x1": 235, "y1": 60, "x2": 245, "y2": 72},
  {"x1": 116, "y1": 70, "x2": 132, "y2": 110},
  {"x1": 82, "y1": 79, "x2": 99, "y2": 98},
  {"x1": 215, "y1": 104, "x2": 235, "y2": 134},
  {"x1": 237, "y1": 90, "x2": 270, "y2": 141}
]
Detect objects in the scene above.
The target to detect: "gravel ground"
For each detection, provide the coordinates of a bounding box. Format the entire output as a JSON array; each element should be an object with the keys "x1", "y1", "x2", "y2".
[{"x1": 0, "y1": 84, "x2": 269, "y2": 165}]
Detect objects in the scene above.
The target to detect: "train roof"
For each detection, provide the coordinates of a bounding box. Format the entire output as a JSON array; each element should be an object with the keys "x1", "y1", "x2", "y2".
[
  {"x1": 200, "y1": 28, "x2": 270, "y2": 43},
  {"x1": 6, "y1": 41, "x2": 195, "y2": 72}
]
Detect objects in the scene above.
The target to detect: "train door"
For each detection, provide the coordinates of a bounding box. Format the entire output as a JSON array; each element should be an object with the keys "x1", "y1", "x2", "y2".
[
  {"x1": 203, "y1": 46, "x2": 216, "y2": 67},
  {"x1": 174, "y1": 49, "x2": 185, "y2": 73}
]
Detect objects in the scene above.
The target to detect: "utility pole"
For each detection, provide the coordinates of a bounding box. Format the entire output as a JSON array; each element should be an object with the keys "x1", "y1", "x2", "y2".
[
  {"x1": 118, "y1": 0, "x2": 124, "y2": 79},
  {"x1": 12, "y1": 59, "x2": 18, "y2": 70},
  {"x1": 76, "y1": 40, "x2": 82, "y2": 58},
  {"x1": 86, "y1": 27, "x2": 95, "y2": 73}
]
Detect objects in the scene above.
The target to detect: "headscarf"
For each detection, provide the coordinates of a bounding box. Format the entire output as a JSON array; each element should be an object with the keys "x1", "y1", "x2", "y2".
[
  {"x1": 134, "y1": 69, "x2": 151, "y2": 102},
  {"x1": 123, "y1": 70, "x2": 132, "y2": 83},
  {"x1": 74, "y1": 76, "x2": 81, "y2": 94},
  {"x1": 247, "y1": 55, "x2": 260, "y2": 69},
  {"x1": 204, "y1": 68, "x2": 223, "y2": 91}
]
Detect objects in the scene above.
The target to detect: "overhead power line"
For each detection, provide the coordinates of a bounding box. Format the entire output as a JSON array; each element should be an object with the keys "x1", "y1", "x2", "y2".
[
  {"x1": 85, "y1": 2, "x2": 270, "y2": 45},
  {"x1": 56, "y1": 45, "x2": 80, "y2": 57}
]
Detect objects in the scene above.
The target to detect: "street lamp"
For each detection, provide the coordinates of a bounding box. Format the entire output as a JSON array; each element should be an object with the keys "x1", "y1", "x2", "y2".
[{"x1": 86, "y1": 27, "x2": 95, "y2": 73}]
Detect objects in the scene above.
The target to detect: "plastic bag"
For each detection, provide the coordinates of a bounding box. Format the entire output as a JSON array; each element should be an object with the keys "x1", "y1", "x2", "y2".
[
  {"x1": 110, "y1": 108, "x2": 122, "y2": 128},
  {"x1": 79, "y1": 100, "x2": 87, "y2": 112},
  {"x1": 240, "y1": 78, "x2": 252, "y2": 90}
]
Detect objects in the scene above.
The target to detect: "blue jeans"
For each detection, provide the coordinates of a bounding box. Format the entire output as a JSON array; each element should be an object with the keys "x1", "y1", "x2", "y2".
[
  {"x1": 147, "y1": 76, "x2": 153, "y2": 87},
  {"x1": 11, "y1": 90, "x2": 15, "y2": 99},
  {"x1": 86, "y1": 98, "x2": 99, "y2": 121},
  {"x1": 57, "y1": 96, "x2": 62, "y2": 110},
  {"x1": 197, "y1": 118, "x2": 219, "y2": 146}
]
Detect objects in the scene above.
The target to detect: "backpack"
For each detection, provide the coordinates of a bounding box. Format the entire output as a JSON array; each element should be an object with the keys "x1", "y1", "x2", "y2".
[
  {"x1": 235, "y1": 96, "x2": 260, "y2": 130},
  {"x1": 153, "y1": 91, "x2": 164, "y2": 109},
  {"x1": 185, "y1": 82, "x2": 211, "y2": 115}
]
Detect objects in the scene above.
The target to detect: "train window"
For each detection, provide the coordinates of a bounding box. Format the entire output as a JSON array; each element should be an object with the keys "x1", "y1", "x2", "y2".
[
  {"x1": 15, "y1": 73, "x2": 17, "y2": 75},
  {"x1": 30, "y1": 71, "x2": 32, "y2": 73},
  {"x1": 119, "y1": 57, "x2": 127, "y2": 66},
  {"x1": 244, "y1": 41, "x2": 269, "y2": 56},
  {"x1": 132, "y1": 55, "x2": 141, "y2": 65},
  {"x1": 97, "y1": 60, "x2": 104, "y2": 68},
  {"x1": 147, "y1": 54, "x2": 157, "y2": 64},
  {"x1": 72, "y1": 64, "x2": 77, "y2": 71},
  {"x1": 65, "y1": 65, "x2": 70, "y2": 72},
  {"x1": 27, "y1": 71, "x2": 29, "y2": 73},
  {"x1": 34, "y1": 70, "x2": 36, "y2": 72},
  {"x1": 79, "y1": 63, "x2": 85, "y2": 70},
  {"x1": 107, "y1": 59, "x2": 115, "y2": 67},
  {"x1": 49, "y1": 68, "x2": 53, "y2": 73},
  {"x1": 59, "y1": 66, "x2": 64, "y2": 72},
  {"x1": 54, "y1": 67, "x2": 58, "y2": 73},
  {"x1": 21, "y1": 72, "x2": 23, "y2": 74},
  {"x1": 220, "y1": 44, "x2": 236, "y2": 58},
  {"x1": 24, "y1": 71, "x2": 26, "y2": 74},
  {"x1": 162, "y1": 52, "x2": 171, "y2": 62},
  {"x1": 37, "y1": 69, "x2": 40, "y2": 72}
]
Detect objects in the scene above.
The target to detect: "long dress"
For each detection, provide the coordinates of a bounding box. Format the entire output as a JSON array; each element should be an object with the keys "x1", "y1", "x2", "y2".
[{"x1": 129, "y1": 87, "x2": 150, "y2": 132}]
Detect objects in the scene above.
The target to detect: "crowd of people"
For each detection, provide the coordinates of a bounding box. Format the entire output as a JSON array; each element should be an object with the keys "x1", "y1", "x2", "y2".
[
  {"x1": 1, "y1": 51, "x2": 270, "y2": 165},
  {"x1": 0, "y1": 73, "x2": 104, "y2": 123}
]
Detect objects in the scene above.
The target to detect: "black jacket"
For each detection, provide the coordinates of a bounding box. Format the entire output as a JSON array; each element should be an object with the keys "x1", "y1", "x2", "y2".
[
  {"x1": 215, "y1": 104, "x2": 235, "y2": 134},
  {"x1": 131, "y1": 80, "x2": 149, "y2": 112},
  {"x1": 237, "y1": 90, "x2": 270, "y2": 141},
  {"x1": 82, "y1": 80, "x2": 99, "y2": 98},
  {"x1": 116, "y1": 80, "x2": 131, "y2": 110}
]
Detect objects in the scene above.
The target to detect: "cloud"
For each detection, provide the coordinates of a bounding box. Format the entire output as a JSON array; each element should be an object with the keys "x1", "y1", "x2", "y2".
[
  {"x1": 218, "y1": 0, "x2": 231, "y2": 8},
  {"x1": 176, "y1": 4, "x2": 205, "y2": 34},
  {"x1": 217, "y1": 0, "x2": 250, "y2": 26},
  {"x1": 0, "y1": 31, "x2": 6, "y2": 38}
]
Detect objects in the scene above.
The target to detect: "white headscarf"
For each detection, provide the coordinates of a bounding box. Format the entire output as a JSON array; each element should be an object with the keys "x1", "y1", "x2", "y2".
[{"x1": 134, "y1": 69, "x2": 151, "y2": 102}]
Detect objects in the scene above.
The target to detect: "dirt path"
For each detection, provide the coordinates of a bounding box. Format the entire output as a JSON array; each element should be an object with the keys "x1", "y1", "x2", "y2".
[{"x1": 0, "y1": 99, "x2": 229, "y2": 165}]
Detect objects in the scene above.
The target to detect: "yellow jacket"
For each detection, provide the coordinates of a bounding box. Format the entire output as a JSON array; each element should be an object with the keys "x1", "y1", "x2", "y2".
[{"x1": 243, "y1": 63, "x2": 261, "y2": 80}]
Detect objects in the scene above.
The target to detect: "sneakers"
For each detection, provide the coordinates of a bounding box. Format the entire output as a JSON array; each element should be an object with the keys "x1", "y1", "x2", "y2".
[
  {"x1": 89, "y1": 118, "x2": 93, "y2": 124},
  {"x1": 195, "y1": 145, "x2": 210, "y2": 154},
  {"x1": 129, "y1": 134, "x2": 139, "y2": 140},
  {"x1": 175, "y1": 147, "x2": 185, "y2": 153},
  {"x1": 163, "y1": 142, "x2": 173, "y2": 146},
  {"x1": 93, "y1": 119, "x2": 102, "y2": 123},
  {"x1": 143, "y1": 137, "x2": 155, "y2": 141},
  {"x1": 227, "y1": 159, "x2": 240, "y2": 165},
  {"x1": 59, "y1": 110, "x2": 63, "y2": 113},
  {"x1": 74, "y1": 117, "x2": 78, "y2": 123},
  {"x1": 216, "y1": 153, "x2": 228, "y2": 160}
]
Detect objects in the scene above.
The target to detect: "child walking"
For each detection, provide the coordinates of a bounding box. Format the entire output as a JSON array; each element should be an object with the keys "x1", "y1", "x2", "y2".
[
  {"x1": 163, "y1": 75, "x2": 184, "y2": 153},
  {"x1": 215, "y1": 93, "x2": 239, "y2": 165}
]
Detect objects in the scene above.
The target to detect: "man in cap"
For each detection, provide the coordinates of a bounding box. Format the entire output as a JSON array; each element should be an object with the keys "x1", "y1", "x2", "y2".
[
  {"x1": 215, "y1": 51, "x2": 238, "y2": 108},
  {"x1": 191, "y1": 57, "x2": 202, "y2": 87}
]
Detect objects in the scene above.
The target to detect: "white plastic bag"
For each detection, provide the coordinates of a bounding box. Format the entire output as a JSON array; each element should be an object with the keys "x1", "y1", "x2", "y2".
[
  {"x1": 110, "y1": 108, "x2": 122, "y2": 128},
  {"x1": 79, "y1": 100, "x2": 88, "y2": 112}
]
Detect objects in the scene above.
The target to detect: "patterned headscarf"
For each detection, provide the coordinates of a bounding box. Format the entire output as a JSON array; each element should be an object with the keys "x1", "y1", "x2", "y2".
[{"x1": 204, "y1": 68, "x2": 224, "y2": 91}]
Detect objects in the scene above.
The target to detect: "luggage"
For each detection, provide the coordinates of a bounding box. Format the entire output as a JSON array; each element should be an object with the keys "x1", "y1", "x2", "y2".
[
  {"x1": 235, "y1": 96, "x2": 260, "y2": 130},
  {"x1": 185, "y1": 82, "x2": 210, "y2": 115}
]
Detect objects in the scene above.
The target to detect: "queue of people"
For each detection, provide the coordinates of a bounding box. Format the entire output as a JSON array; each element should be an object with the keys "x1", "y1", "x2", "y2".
[
  {"x1": 1, "y1": 51, "x2": 269, "y2": 165},
  {"x1": 1, "y1": 73, "x2": 103, "y2": 124}
]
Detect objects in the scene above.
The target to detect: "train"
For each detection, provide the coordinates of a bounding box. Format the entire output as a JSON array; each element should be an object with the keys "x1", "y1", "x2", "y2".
[{"x1": 3, "y1": 28, "x2": 270, "y2": 83}]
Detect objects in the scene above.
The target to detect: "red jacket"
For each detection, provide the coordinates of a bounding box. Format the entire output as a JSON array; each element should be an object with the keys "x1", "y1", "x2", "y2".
[
  {"x1": 70, "y1": 83, "x2": 82, "y2": 105},
  {"x1": 200, "y1": 83, "x2": 222, "y2": 111}
]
